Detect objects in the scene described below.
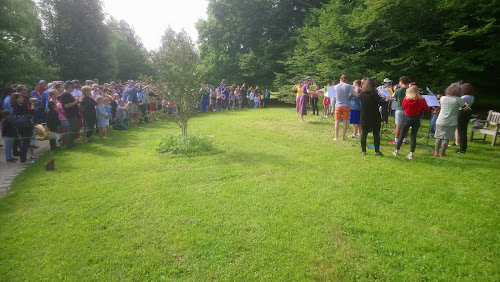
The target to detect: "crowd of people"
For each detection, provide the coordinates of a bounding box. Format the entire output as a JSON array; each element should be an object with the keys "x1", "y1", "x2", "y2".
[
  {"x1": 0, "y1": 74, "x2": 475, "y2": 164},
  {"x1": 0, "y1": 79, "x2": 165, "y2": 164},
  {"x1": 198, "y1": 82, "x2": 271, "y2": 112},
  {"x1": 0, "y1": 79, "x2": 273, "y2": 164},
  {"x1": 295, "y1": 75, "x2": 474, "y2": 159}
]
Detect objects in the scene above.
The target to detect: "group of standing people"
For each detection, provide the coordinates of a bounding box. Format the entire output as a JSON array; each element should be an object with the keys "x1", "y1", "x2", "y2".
[
  {"x1": 295, "y1": 75, "x2": 475, "y2": 159},
  {"x1": 199, "y1": 83, "x2": 271, "y2": 112},
  {"x1": 0, "y1": 78, "x2": 160, "y2": 164}
]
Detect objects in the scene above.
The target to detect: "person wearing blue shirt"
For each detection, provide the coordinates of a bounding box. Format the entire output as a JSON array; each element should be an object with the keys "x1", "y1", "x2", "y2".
[
  {"x1": 263, "y1": 89, "x2": 270, "y2": 107},
  {"x1": 3, "y1": 95, "x2": 12, "y2": 111},
  {"x1": 220, "y1": 85, "x2": 229, "y2": 110},
  {"x1": 349, "y1": 80, "x2": 362, "y2": 138},
  {"x1": 30, "y1": 83, "x2": 44, "y2": 124},
  {"x1": 125, "y1": 80, "x2": 141, "y2": 124}
]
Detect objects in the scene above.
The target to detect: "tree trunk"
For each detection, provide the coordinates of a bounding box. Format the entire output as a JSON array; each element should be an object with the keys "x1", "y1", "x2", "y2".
[{"x1": 181, "y1": 121, "x2": 188, "y2": 139}]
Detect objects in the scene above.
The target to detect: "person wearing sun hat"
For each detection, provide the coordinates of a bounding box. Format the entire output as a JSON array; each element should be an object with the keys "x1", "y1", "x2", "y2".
[
  {"x1": 382, "y1": 78, "x2": 392, "y2": 89},
  {"x1": 379, "y1": 78, "x2": 394, "y2": 123}
]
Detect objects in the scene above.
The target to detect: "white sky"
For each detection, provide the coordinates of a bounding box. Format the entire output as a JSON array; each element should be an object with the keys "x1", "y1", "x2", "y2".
[{"x1": 102, "y1": 0, "x2": 209, "y2": 50}]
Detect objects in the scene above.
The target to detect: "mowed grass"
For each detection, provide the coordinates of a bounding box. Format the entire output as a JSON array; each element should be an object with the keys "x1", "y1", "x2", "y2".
[{"x1": 0, "y1": 108, "x2": 499, "y2": 281}]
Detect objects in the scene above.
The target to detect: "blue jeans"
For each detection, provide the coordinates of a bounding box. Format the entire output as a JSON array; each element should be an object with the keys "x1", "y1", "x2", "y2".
[
  {"x1": 114, "y1": 118, "x2": 128, "y2": 130},
  {"x1": 430, "y1": 113, "x2": 438, "y2": 136},
  {"x1": 34, "y1": 108, "x2": 46, "y2": 124},
  {"x1": 4, "y1": 137, "x2": 14, "y2": 160}
]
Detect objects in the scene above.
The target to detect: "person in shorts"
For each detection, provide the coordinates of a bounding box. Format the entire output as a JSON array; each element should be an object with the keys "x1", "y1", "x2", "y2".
[
  {"x1": 390, "y1": 76, "x2": 410, "y2": 145},
  {"x1": 333, "y1": 75, "x2": 354, "y2": 141},
  {"x1": 124, "y1": 80, "x2": 141, "y2": 125}
]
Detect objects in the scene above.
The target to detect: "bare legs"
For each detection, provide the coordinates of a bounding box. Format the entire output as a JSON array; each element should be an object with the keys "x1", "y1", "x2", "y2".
[{"x1": 334, "y1": 119, "x2": 349, "y2": 141}]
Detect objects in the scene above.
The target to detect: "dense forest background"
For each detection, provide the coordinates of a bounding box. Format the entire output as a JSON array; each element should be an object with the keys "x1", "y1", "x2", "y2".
[{"x1": 2, "y1": 0, "x2": 499, "y2": 107}]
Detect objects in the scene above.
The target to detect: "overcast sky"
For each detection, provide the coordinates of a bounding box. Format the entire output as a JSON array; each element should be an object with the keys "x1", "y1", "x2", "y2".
[{"x1": 102, "y1": 0, "x2": 209, "y2": 50}]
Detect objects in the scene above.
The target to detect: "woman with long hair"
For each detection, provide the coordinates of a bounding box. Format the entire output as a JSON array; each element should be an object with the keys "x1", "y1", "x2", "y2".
[
  {"x1": 392, "y1": 86, "x2": 430, "y2": 159},
  {"x1": 359, "y1": 78, "x2": 387, "y2": 155}
]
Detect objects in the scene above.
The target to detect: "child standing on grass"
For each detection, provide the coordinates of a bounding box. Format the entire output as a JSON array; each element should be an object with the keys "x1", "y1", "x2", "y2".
[
  {"x1": 322, "y1": 90, "x2": 330, "y2": 118},
  {"x1": 216, "y1": 90, "x2": 222, "y2": 111},
  {"x1": 96, "y1": 97, "x2": 109, "y2": 139},
  {"x1": 254, "y1": 92, "x2": 261, "y2": 108},
  {"x1": 2, "y1": 110, "x2": 18, "y2": 162},
  {"x1": 229, "y1": 90, "x2": 235, "y2": 110},
  {"x1": 349, "y1": 80, "x2": 361, "y2": 137},
  {"x1": 46, "y1": 101, "x2": 60, "y2": 150},
  {"x1": 56, "y1": 95, "x2": 68, "y2": 146},
  {"x1": 103, "y1": 97, "x2": 111, "y2": 138},
  {"x1": 432, "y1": 82, "x2": 466, "y2": 157}
]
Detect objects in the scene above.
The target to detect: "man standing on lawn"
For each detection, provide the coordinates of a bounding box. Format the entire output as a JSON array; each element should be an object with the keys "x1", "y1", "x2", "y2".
[
  {"x1": 389, "y1": 76, "x2": 409, "y2": 145},
  {"x1": 61, "y1": 81, "x2": 80, "y2": 149},
  {"x1": 333, "y1": 75, "x2": 355, "y2": 141},
  {"x1": 125, "y1": 80, "x2": 141, "y2": 124}
]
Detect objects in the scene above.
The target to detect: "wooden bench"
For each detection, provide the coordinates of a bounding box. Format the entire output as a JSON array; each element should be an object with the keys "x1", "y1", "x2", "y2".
[{"x1": 470, "y1": 110, "x2": 500, "y2": 146}]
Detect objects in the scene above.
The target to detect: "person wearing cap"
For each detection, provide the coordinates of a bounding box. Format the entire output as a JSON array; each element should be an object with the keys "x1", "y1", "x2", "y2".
[
  {"x1": 378, "y1": 78, "x2": 393, "y2": 124},
  {"x1": 300, "y1": 77, "x2": 315, "y2": 123},
  {"x1": 61, "y1": 81, "x2": 80, "y2": 149}
]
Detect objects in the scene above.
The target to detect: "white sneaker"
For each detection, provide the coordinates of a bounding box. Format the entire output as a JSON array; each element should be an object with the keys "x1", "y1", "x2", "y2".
[
  {"x1": 407, "y1": 154, "x2": 413, "y2": 160},
  {"x1": 393, "y1": 151, "x2": 398, "y2": 156}
]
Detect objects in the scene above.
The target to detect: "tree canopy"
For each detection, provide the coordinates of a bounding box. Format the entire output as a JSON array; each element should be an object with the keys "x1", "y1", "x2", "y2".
[
  {"x1": 196, "y1": 0, "x2": 326, "y2": 88},
  {"x1": 197, "y1": 0, "x2": 499, "y2": 102},
  {"x1": 0, "y1": 0, "x2": 154, "y2": 87},
  {"x1": 151, "y1": 28, "x2": 202, "y2": 137}
]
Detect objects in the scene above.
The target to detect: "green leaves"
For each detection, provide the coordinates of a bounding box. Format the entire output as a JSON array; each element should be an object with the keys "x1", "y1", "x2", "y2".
[
  {"x1": 275, "y1": 0, "x2": 500, "y2": 99},
  {"x1": 197, "y1": 0, "x2": 325, "y2": 88},
  {"x1": 150, "y1": 28, "x2": 202, "y2": 137}
]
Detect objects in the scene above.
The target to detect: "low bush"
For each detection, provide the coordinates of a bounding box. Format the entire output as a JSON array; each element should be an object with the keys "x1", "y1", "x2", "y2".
[{"x1": 156, "y1": 132, "x2": 214, "y2": 155}]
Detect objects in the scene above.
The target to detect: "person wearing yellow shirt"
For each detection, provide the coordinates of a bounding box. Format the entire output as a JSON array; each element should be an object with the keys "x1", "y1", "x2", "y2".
[{"x1": 293, "y1": 80, "x2": 304, "y2": 115}]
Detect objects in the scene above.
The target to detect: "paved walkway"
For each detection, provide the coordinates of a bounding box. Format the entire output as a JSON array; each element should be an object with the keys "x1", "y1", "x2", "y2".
[{"x1": 0, "y1": 139, "x2": 51, "y2": 198}]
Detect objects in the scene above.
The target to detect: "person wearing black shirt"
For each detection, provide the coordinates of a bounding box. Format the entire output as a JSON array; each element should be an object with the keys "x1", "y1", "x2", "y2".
[
  {"x1": 10, "y1": 93, "x2": 35, "y2": 163},
  {"x1": 79, "y1": 86, "x2": 97, "y2": 143},
  {"x1": 46, "y1": 101, "x2": 60, "y2": 150},
  {"x1": 359, "y1": 78, "x2": 387, "y2": 156},
  {"x1": 61, "y1": 81, "x2": 80, "y2": 149}
]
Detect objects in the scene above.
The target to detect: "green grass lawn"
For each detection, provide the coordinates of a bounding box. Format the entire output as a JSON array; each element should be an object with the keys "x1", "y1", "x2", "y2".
[{"x1": 1, "y1": 108, "x2": 499, "y2": 280}]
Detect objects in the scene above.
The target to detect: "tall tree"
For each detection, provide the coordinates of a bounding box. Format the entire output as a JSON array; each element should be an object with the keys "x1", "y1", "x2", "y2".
[
  {"x1": 275, "y1": 0, "x2": 500, "y2": 102},
  {"x1": 196, "y1": 0, "x2": 326, "y2": 88},
  {"x1": 107, "y1": 18, "x2": 153, "y2": 81},
  {"x1": 0, "y1": 0, "x2": 59, "y2": 86},
  {"x1": 39, "y1": 0, "x2": 117, "y2": 81}
]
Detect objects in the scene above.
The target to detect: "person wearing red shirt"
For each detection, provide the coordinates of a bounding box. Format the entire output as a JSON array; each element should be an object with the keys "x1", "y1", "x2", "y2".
[{"x1": 393, "y1": 85, "x2": 430, "y2": 159}]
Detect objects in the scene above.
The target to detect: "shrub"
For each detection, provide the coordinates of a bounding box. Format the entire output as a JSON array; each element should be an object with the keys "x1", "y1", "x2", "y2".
[{"x1": 156, "y1": 132, "x2": 214, "y2": 155}]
